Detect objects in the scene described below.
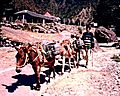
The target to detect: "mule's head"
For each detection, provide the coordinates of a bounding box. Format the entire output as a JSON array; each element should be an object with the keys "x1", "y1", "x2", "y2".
[{"x1": 15, "y1": 46, "x2": 28, "y2": 73}]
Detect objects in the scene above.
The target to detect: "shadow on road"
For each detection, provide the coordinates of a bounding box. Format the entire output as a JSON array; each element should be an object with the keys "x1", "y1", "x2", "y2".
[
  {"x1": 2, "y1": 74, "x2": 46, "y2": 93},
  {"x1": 1, "y1": 64, "x2": 84, "y2": 93},
  {"x1": 1, "y1": 65, "x2": 64, "y2": 93}
]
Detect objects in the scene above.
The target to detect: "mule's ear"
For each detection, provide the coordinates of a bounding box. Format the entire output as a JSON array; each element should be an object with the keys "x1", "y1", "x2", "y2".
[
  {"x1": 28, "y1": 43, "x2": 32, "y2": 47},
  {"x1": 23, "y1": 47, "x2": 28, "y2": 53},
  {"x1": 12, "y1": 44, "x2": 18, "y2": 51},
  {"x1": 12, "y1": 46, "x2": 19, "y2": 51},
  {"x1": 14, "y1": 46, "x2": 19, "y2": 51}
]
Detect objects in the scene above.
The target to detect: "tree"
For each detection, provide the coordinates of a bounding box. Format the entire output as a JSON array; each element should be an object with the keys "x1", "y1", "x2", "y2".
[
  {"x1": 95, "y1": 0, "x2": 120, "y2": 26},
  {"x1": 94, "y1": 0, "x2": 120, "y2": 36},
  {"x1": 0, "y1": 0, "x2": 12, "y2": 21}
]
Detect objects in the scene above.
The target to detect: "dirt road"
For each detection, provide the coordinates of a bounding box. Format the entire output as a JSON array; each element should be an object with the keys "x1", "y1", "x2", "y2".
[
  {"x1": 0, "y1": 27, "x2": 120, "y2": 96},
  {"x1": 0, "y1": 47, "x2": 120, "y2": 96}
]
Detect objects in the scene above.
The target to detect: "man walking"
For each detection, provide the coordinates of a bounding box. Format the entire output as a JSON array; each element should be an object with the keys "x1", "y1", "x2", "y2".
[{"x1": 81, "y1": 24, "x2": 94, "y2": 67}]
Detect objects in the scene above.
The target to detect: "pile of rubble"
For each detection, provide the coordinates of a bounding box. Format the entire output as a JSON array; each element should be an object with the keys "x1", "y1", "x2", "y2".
[
  {"x1": 0, "y1": 22, "x2": 82, "y2": 48},
  {"x1": 1, "y1": 22, "x2": 80, "y2": 34},
  {"x1": 0, "y1": 29, "x2": 23, "y2": 47}
]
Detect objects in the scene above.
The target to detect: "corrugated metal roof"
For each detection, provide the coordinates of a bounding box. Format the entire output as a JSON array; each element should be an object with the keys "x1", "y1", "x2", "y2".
[{"x1": 14, "y1": 10, "x2": 56, "y2": 21}]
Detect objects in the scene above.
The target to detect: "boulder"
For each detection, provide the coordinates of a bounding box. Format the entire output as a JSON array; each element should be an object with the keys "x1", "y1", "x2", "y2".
[{"x1": 95, "y1": 26, "x2": 118, "y2": 43}]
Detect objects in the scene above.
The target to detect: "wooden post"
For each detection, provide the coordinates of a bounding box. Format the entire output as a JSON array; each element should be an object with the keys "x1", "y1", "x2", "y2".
[
  {"x1": 22, "y1": 14, "x2": 25, "y2": 23},
  {"x1": 42, "y1": 19, "x2": 45, "y2": 26}
]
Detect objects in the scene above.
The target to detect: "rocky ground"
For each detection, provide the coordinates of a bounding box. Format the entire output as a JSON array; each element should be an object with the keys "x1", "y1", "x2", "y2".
[
  {"x1": 41, "y1": 47, "x2": 120, "y2": 96},
  {"x1": 0, "y1": 26, "x2": 120, "y2": 96},
  {"x1": 0, "y1": 45, "x2": 120, "y2": 96}
]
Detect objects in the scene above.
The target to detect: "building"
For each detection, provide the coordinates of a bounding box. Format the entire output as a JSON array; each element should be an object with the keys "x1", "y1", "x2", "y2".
[{"x1": 14, "y1": 10, "x2": 60, "y2": 24}]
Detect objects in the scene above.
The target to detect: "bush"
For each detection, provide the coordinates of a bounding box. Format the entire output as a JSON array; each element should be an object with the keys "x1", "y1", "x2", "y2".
[{"x1": 111, "y1": 54, "x2": 120, "y2": 62}]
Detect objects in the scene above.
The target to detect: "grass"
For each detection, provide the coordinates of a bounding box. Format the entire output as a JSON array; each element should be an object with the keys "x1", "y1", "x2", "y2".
[{"x1": 111, "y1": 54, "x2": 120, "y2": 62}]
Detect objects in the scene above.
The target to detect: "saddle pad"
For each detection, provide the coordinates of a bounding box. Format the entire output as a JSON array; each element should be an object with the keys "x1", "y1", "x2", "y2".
[{"x1": 85, "y1": 44, "x2": 92, "y2": 49}]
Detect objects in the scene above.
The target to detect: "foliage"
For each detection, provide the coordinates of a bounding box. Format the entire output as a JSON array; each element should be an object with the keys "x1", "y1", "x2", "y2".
[
  {"x1": 94, "y1": 0, "x2": 120, "y2": 36},
  {"x1": 0, "y1": 0, "x2": 98, "y2": 18},
  {"x1": 111, "y1": 54, "x2": 120, "y2": 62}
]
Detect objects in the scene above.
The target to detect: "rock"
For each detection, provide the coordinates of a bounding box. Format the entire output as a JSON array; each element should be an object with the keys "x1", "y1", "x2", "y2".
[{"x1": 95, "y1": 26, "x2": 118, "y2": 43}]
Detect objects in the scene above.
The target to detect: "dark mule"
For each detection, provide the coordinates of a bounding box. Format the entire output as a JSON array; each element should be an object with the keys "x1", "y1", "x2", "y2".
[{"x1": 15, "y1": 44, "x2": 56, "y2": 91}]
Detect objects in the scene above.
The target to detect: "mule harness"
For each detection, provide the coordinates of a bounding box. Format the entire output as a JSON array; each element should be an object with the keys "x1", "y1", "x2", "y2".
[{"x1": 16, "y1": 53, "x2": 28, "y2": 68}]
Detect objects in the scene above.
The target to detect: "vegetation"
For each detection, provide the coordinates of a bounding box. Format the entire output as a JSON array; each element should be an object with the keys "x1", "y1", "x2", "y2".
[
  {"x1": 111, "y1": 54, "x2": 120, "y2": 62},
  {"x1": 94, "y1": 0, "x2": 120, "y2": 36}
]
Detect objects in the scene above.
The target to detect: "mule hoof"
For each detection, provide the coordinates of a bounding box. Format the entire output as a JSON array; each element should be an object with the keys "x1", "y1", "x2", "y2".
[
  {"x1": 74, "y1": 65, "x2": 76, "y2": 68},
  {"x1": 32, "y1": 85, "x2": 41, "y2": 91},
  {"x1": 76, "y1": 64, "x2": 79, "y2": 68},
  {"x1": 16, "y1": 69, "x2": 21, "y2": 73},
  {"x1": 61, "y1": 72, "x2": 64, "y2": 75},
  {"x1": 68, "y1": 69, "x2": 71, "y2": 73},
  {"x1": 47, "y1": 79, "x2": 50, "y2": 83},
  {"x1": 36, "y1": 87, "x2": 41, "y2": 91},
  {"x1": 52, "y1": 76, "x2": 55, "y2": 79},
  {"x1": 77, "y1": 65, "x2": 79, "y2": 68}
]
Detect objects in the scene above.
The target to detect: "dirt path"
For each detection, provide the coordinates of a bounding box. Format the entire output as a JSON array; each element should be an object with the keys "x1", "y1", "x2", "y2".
[
  {"x1": 41, "y1": 47, "x2": 120, "y2": 96},
  {"x1": 0, "y1": 47, "x2": 120, "y2": 96},
  {"x1": 0, "y1": 27, "x2": 120, "y2": 96}
]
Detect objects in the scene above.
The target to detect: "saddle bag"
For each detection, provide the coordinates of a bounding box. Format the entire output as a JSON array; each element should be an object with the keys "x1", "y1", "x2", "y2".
[
  {"x1": 43, "y1": 42, "x2": 57, "y2": 59},
  {"x1": 73, "y1": 40, "x2": 82, "y2": 51}
]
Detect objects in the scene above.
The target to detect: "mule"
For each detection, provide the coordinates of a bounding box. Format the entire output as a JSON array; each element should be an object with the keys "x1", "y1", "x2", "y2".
[
  {"x1": 15, "y1": 43, "x2": 56, "y2": 91},
  {"x1": 60, "y1": 40, "x2": 76, "y2": 74}
]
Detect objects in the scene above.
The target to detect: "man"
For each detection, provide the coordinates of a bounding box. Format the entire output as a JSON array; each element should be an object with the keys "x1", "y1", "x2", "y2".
[
  {"x1": 81, "y1": 24, "x2": 94, "y2": 67},
  {"x1": 81, "y1": 24, "x2": 94, "y2": 49},
  {"x1": 70, "y1": 34, "x2": 76, "y2": 50},
  {"x1": 72, "y1": 34, "x2": 82, "y2": 68}
]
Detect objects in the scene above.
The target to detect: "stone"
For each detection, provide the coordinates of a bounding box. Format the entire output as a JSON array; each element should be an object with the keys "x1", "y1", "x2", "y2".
[{"x1": 95, "y1": 26, "x2": 118, "y2": 43}]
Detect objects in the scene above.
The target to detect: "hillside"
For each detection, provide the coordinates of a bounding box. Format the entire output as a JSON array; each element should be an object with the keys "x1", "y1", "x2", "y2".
[{"x1": 10, "y1": 0, "x2": 97, "y2": 18}]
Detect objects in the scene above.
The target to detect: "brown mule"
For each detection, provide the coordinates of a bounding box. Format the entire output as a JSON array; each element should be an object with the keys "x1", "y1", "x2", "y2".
[
  {"x1": 60, "y1": 40, "x2": 76, "y2": 74},
  {"x1": 15, "y1": 44, "x2": 56, "y2": 91}
]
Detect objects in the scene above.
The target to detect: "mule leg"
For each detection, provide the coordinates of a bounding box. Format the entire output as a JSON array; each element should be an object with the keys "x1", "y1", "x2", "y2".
[
  {"x1": 73, "y1": 52, "x2": 77, "y2": 68},
  {"x1": 48, "y1": 67, "x2": 55, "y2": 82},
  {"x1": 32, "y1": 65, "x2": 41, "y2": 91},
  {"x1": 76, "y1": 52, "x2": 79, "y2": 68},
  {"x1": 52, "y1": 65, "x2": 56, "y2": 79},
  {"x1": 47, "y1": 67, "x2": 52, "y2": 83},
  {"x1": 68, "y1": 57, "x2": 71, "y2": 72},
  {"x1": 52, "y1": 60, "x2": 56, "y2": 79},
  {"x1": 73, "y1": 53, "x2": 77, "y2": 68},
  {"x1": 91, "y1": 50, "x2": 93, "y2": 66},
  {"x1": 48, "y1": 61, "x2": 56, "y2": 83},
  {"x1": 62, "y1": 56, "x2": 65, "y2": 75},
  {"x1": 73, "y1": 58, "x2": 77, "y2": 68}
]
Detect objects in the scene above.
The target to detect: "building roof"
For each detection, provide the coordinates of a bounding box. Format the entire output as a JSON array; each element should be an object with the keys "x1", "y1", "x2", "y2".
[
  {"x1": 14, "y1": 10, "x2": 57, "y2": 21},
  {"x1": 44, "y1": 12, "x2": 53, "y2": 17},
  {"x1": 44, "y1": 12, "x2": 60, "y2": 21}
]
